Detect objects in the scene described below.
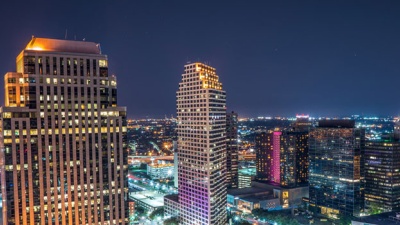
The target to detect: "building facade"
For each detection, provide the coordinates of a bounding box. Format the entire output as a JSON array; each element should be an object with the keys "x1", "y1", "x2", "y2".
[
  {"x1": 364, "y1": 139, "x2": 400, "y2": 213},
  {"x1": 255, "y1": 131, "x2": 280, "y2": 184},
  {"x1": 271, "y1": 131, "x2": 281, "y2": 184},
  {"x1": 226, "y1": 111, "x2": 239, "y2": 189},
  {"x1": 0, "y1": 37, "x2": 128, "y2": 225},
  {"x1": 255, "y1": 132, "x2": 272, "y2": 181},
  {"x1": 146, "y1": 162, "x2": 174, "y2": 180},
  {"x1": 175, "y1": 63, "x2": 227, "y2": 225},
  {"x1": 280, "y1": 131, "x2": 309, "y2": 188},
  {"x1": 308, "y1": 120, "x2": 364, "y2": 219},
  {"x1": 164, "y1": 194, "x2": 179, "y2": 218},
  {"x1": 238, "y1": 167, "x2": 255, "y2": 189}
]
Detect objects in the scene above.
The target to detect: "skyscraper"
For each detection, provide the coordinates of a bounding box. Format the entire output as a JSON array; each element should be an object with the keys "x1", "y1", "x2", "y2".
[
  {"x1": 0, "y1": 37, "x2": 128, "y2": 225},
  {"x1": 226, "y1": 111, "x2": 239, "y2": 189},
  {"x1": 271, "y1": 131, "x2": 281, "y2": 184},
  {"x1": 176, "y1": 63, "x2": 227, "y2": 225},
  {"x1": 255, "y1": 131, "x2": 280, "y2": 184},
  {"x1": 308, "y1": 120, "x2": 364, "y2": 219},
  {"x1": 280, "y1": 131, "x2": 309, "y2": 188},
  {"x1": 364, "y1": 138, "x2": 400, "y2": 213},
  {"x1": 255, "y1": 132, "x2": 272, "y2": 181}
]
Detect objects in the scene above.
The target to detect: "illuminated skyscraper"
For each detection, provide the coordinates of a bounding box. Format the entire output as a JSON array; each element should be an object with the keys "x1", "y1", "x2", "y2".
[
  {"x1": 364, "y1": 138, "x2": 400, "y2": 213},
  {"x1": 0, "y1": 37, "x2": 128, "y2": 225},
  {"x1": 309, "y1": 120, "x2": 364, "y2": 219},
  {"x1": 271, "y1": 131, "x2": 281, "y2": 184},
  {"x1": 280, "y1": 131, "x2": 309, "y2": 187},
  {"x1": 255, "y1": 131, "x2": 280, "y2": 184},
  {"x1": 255, "y1": 132, "x2": 272, "y2": 181},
  {"x1": 226, "y1": 111, "x2": 239, "y2": 189},
  {"x1": 176, "y1": 63, "x2": 227, "y2": 225}
]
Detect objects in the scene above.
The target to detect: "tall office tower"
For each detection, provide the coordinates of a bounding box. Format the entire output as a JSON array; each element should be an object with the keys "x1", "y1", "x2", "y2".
[
  {"x1": 176, "y1": 63, "x2": 227, "y2": 225},
  {"x1": 226, "y1": 111, "x2": 239, "y2": 189},
  {"x1": 0, "y1": 37, "x2": 128, "y2": 225},
  {"x1": 309, "y1": 120, "x2": 364, "y2": 219},
  {"x1": 364, "y1": 138, "x2": 400, "y2": 213},
  {"x1": 280, "y1": 131, "x2": 308, "y2": 188},
  {"x1": 255, "y1": 131, "x2": 280, "y2": 183},
  {"x1": 255, "y1": 132, "x2": 272, "y2": 181}
]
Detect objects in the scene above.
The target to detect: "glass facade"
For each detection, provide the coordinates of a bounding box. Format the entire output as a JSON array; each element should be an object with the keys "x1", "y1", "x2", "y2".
[
  {"x1": 226, "y1": 111, "x2": 239, "y2": 189},
  {"x1": 309, "y1": 120, "x2": 365, "y2": 219},
  {"x1": 364, "y1": 139, "x2": 400, "y2": 213}
]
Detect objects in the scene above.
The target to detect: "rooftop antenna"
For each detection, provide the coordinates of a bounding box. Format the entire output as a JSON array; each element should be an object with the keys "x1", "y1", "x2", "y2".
[
  {"x1": 64, "y1": 29, "x2": 68, "y2": 39},
  {"x1": 97, "y1": 43, "x2": 102, "y2": 54}
]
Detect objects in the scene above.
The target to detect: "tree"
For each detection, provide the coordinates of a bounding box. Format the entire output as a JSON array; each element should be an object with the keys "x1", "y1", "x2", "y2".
[
  {"x1": 368, "y1": 202, "x2": 383, "y2": 215},
  {"x1": 338, "y1": 215, "x2": 353, "y2": 225},
  {"x1": 149, "y1": 208, "x2": 164, "y2": 220}
]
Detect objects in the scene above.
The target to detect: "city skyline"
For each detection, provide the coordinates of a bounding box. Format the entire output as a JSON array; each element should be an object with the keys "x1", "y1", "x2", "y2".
[{"x1": 1, "y1": 1, "x2": 400, "y2": 118}]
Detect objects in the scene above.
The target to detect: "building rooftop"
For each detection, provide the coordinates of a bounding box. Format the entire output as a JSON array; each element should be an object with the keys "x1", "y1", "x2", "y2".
[
  {"x1": 317, "y1": 119, "x2": 355, "y2": 128},
  {"x1": 227, "y1": 187, "x2": 270, "y2": 196},
  {"x1": 241, "y1": 195, "x2": 278, "y2": 203},
  {"x1": 24, "y1": 37, "x2": 101, "y2": 54},
  {"x1": 129, "y1": 191, "x2": 164, "y2": 208},
  {"x1": 164, "y1": 194, "x2": 179, "y2": 203}
]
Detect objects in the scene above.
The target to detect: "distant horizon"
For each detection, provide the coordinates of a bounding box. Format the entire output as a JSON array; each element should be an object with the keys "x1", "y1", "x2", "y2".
[{"x1": 128, "y1": 113, "x2": 399, "y2": 120}]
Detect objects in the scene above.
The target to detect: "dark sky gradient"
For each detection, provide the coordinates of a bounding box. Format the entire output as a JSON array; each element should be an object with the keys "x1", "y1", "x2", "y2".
[{"x1": 1, "y1": 0, "x2": 400, "y2": 118}]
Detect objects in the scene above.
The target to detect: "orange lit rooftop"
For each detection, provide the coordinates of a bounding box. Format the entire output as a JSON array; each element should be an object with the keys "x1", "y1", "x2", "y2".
[{"x1": 24, "y1": 37, "x2": 101, "y2": 54}]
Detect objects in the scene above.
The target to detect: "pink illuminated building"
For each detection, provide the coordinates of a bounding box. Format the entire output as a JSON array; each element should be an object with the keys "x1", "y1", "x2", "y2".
[
  {"x1": 271, "y1": 131, "x2": 282, "y2": 183},
  {"x1": 255, "y1": 131, "x2": 281, "y2": 184}
]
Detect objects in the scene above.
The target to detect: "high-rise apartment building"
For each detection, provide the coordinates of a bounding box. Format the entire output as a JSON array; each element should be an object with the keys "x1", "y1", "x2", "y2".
[
  {"x1": 280, "y1": 131, "x2": 308, "y2": 188},
  {"x1": 364, "y1": 138, "x2": 400, "y2": 213},
  {"x1": 309, "y1": 120, "x2": 364, "y2": 219},
  {"x1": 0, "y1": 37, "x2": 128, "y2": 225},
  {"x1": 271, "y1": 131, "x2": 281, "y2": 184},
  {"x1": 255, "y1": 132, "x2": 272, "y2": 181},
  {"x1": 255, "y1": 131, "x2": 280, "y2": 183},
  {"x1": 175, "y1": 63, "x2": 227, "y2": 225},
  {"x1": 226, "y1": 111, "x2": 239, "y2": 189}
]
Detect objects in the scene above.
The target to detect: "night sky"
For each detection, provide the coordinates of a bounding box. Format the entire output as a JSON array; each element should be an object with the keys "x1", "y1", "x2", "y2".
[{"x1": 1, "y1": 0, "x2": 400, "y2": 118}]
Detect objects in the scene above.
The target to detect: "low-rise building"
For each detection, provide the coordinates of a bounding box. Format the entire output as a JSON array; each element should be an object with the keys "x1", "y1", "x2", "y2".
[
  {"x1": 238, "y1": 167, "x2": 255, "y2": 189},
  {"x1": 147, "y1": 161, "x2": 174, "y2": 180},
  {"x1": 227, "y1": 187, "x2": 280, "y2": 213},
  {"x1": 129, "y1": 191, "x2": 165, "y2": 212},
  {"x1": 252, "y1": 181, "x2": 309, "y2": 208}
]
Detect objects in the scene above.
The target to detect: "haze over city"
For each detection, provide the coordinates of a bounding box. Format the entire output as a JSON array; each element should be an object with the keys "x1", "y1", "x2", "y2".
[{"x1": 1, "y1": 0, "x2": 400, "y2": 118}]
